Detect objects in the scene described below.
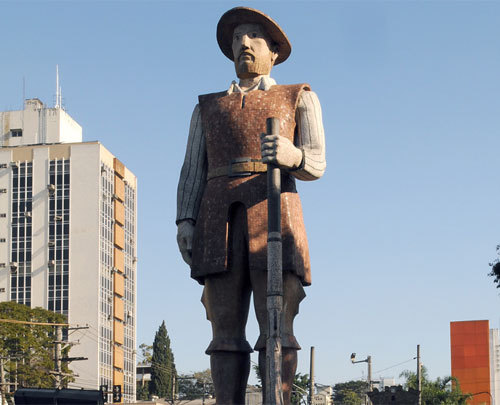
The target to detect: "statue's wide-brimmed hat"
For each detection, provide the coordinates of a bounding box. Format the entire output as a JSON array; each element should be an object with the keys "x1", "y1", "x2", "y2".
[{"x1": 217, "y1": 7, "x2": 292, "y2": 65}]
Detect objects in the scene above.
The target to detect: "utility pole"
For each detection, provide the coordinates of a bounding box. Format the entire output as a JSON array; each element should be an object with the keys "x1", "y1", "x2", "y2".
[
  {"x1": 13, "y1": 360, "x2": 17, "y2": 392},
  {"x1": 202, "y1": 379, "x2": 206, "y2": 405},
  {"x1": 367, "y1": 355, "x2": 372, "y2": 404},
  {"x1": 171, "y1": 374, "x2": 176, "y2": 405},
  {"x1": 0, "y1": 354, "x2": 21, "y2": 404},
  {"x1": 417, "y1": 345, "x2": 421, "y2": 405},
  {"x1": 350, "y1": 353, "x2": 373, "y2": 405},
  {"x1": 54, "y1": 325, "x2": 62, "y2": 388},
  {"x1": 308, "y1": 346, "x2": 315, "y2": 405},
  {"x1": 50, "y1": 324, "x2": 88, "y2": 387},
  {"x1": 0, "y1": 357, "x2": 4, "y2": 405}
]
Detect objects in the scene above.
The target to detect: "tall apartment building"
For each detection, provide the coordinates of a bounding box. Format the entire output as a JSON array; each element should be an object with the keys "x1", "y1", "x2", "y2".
[
  {"x1": 0, "y1": 99, "x2": 137, "y2": 402},
  {"x1": 450, "y1": 320, "x2": 500, "y2": 405}
]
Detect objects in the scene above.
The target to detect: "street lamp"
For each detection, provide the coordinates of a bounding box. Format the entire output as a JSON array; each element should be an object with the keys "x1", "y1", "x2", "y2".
[{"x1": 350, "y1": 353, "x2": 373, "y2": 405}]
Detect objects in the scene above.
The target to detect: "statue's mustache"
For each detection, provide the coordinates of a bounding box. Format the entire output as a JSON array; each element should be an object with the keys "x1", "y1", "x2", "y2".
[{"x1": 238, "y1": 50, "x2": 255, "y2": 61}]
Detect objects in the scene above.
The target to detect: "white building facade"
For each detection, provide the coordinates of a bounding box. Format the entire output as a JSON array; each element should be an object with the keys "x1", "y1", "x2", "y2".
[
  {"x1": 373, "y1": 377, "x2": 396, "y2": 391},
  {"x1": 0, "y1": 100, "x2": 137, "y2": 402},
  {"x1": 312, "y1": 386, "x2": 332, "y2": 405},
  {"x1": 490, "y1": 329, "x2": 500, "y2": 405}
]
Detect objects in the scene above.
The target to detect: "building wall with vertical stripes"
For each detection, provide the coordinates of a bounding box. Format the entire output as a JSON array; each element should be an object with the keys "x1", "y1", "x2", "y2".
[{"x1": 0, "y1": 141, "x2": 137, "y2": 403}]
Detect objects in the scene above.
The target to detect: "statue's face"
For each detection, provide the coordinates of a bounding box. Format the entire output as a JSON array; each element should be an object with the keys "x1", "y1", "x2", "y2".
[{"x1": 232, "y1": 23, "x2": 278, "y2": 79}]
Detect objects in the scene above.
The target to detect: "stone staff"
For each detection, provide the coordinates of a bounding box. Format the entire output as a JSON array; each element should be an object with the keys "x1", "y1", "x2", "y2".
[{"x1": 266, "y1": 117, "x2": 284, "y2": 405}]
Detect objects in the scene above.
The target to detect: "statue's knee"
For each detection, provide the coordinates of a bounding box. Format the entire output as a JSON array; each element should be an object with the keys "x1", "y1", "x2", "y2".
[
  {"x1": 253, "y1": 333, "x2": 301, "y2": 352},
  {"x1": 205, "y1": 337, "x2": 253, "y2": 354}
]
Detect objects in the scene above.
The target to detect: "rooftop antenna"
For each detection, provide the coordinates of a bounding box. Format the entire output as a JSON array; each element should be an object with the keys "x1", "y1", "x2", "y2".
[
  {"x1": 55, "y1": 65, "x2": 61, "y2": 108},
  {"x1": 22, "y1": 76, "x2": 25, "y2": 109}
]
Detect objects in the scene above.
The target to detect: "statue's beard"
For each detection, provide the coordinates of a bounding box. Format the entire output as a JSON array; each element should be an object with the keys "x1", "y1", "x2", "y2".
[{"x1": 235, "y1": 58, "x2": 273, "y2": 79}]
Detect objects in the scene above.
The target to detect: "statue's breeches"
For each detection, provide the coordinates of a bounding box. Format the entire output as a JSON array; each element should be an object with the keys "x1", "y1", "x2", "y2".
[{"x1": 200, "y1": 203, "x2": 305, "y2": 354}]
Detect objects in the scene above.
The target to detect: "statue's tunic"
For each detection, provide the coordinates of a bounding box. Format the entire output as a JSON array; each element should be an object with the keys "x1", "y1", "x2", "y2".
[{"x1": 192, "y1": 84, "x2": 312, "y2": 285}]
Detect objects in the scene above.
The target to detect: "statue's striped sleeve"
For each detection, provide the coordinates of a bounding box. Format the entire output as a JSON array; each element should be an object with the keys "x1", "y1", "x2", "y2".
[
  {"x1": 176, "y1": 104, "x2": 207, "y2": 224},
  {"x1": 293, "y1": 90, "x2": 327, "y2": 181}
]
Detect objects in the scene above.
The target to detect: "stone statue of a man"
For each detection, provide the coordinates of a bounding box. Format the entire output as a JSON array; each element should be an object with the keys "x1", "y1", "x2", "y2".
[{"x1": 176, "y1": 7, "x2": 326, "y2": 404}]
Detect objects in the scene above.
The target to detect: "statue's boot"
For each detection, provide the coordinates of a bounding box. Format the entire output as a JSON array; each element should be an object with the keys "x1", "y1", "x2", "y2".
[
  {"x1": 259, "y1": 348, "x2": 298, "y2": 405},
  {"x1": 211, "y1": 351, "x2": 250, "y2": 404}
]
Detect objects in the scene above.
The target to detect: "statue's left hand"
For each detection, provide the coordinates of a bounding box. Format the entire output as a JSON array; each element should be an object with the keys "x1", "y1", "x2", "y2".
[
  {"x1": 177, "y1": 219, "x2": 195, "y2": 266},
  {"x1": 260, "y1": 133, "x2": 303, "y2": 170}
]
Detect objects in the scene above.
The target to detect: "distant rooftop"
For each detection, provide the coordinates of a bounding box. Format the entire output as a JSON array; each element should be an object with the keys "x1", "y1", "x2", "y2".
[{"x1": 0, "y1": 98, "x2": 82, "y2": 147}]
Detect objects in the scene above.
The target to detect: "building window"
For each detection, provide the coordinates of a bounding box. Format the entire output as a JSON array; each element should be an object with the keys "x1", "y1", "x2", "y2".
[
  {"x1": 123, "y1": 182, "x2": 136, "y2": 402},
  {"x1": 11, "y1": 162, "x2": 33, "y2": 307},
  {"x1": 47, "y1": 159, "x2": 70, "y2": 317},
  {"x1": 11, "y1": 129, "x2": 22, "y2": 137},
  {"x1": 99, "y1": 163, "x2": 114, "y2": 391}
]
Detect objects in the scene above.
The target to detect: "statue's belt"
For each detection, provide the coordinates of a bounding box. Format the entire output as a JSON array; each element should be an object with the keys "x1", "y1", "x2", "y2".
[{"x1": 207, "y1": 158, "x2": 267, "y2": 180}]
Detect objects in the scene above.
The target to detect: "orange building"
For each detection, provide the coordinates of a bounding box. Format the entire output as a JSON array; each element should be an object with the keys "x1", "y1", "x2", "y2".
[{"x1": 450, "y1": 320, "x2": 492, "y2": 405}]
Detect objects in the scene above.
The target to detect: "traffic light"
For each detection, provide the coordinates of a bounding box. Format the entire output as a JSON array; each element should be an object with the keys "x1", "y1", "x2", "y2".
[
  {"x1": 112, "y1": 384, "x2": 122, "y2": 403},
  {"x1": 99, "y1": 384, "x2": 108, "y2": 403}
]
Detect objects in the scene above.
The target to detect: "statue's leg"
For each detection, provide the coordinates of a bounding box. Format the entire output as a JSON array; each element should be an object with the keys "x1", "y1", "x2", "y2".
[
  {"x1": 202, "y1": 203, "x2": 252, "y2": 404},
  {"x1": 252, "y1": 271, "x2": 306, "y2": 405},
  {"x1": 210, "y1": 351, "x2": 250, "y2": 404},
  {"x1": 258, "y1": 348, "x2": 297, "y2": 404}
]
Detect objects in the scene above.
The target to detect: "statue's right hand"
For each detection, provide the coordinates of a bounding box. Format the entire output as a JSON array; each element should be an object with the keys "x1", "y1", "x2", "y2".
[{"x1": 177, "y1": 220, "x2": 195, "y2": 266}]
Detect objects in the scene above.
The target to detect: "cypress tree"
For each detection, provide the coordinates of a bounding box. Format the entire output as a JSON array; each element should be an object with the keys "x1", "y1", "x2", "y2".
[{"x1": 150, "y1": 321, "x2": 177, "y2": 399}]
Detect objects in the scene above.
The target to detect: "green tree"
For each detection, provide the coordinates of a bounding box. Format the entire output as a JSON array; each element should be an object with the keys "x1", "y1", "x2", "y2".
[
  {"x1": 291, "y1": 372, "x2": 310, "y2": 405},
  {"x1": 252, "y1": 363, "x2": 262, "y2": 387},
  {"x1": 177, "y1": 375, "x2": 199, "y2": 400},
  {"x1": 400, "y1": 366, "x2": 471, "y2": 404},
  {"x1": 332, "y1": 380, "x2": 369, "y2": 405},
  {"x1": 139, "y1": 343, "x2": 153, "y2": 364},
  {"x1": 488, "y1": 245, "x2": 500, "y2": 287},
  {"x1": 149, "y1": 321, "x2": 177, "y2": 400},
  {"x1": 0, "y1": 302, "x2": 72, "y2": 402},
  {"x1": 136, "y1": 383, "x2": 150, "y2": 401},
  {"x1": 178, "y1": 369, "x2": 214, "y2": 400},
  {"x1": 342, "y1": 390, "x2": 364, "y2": 405}
]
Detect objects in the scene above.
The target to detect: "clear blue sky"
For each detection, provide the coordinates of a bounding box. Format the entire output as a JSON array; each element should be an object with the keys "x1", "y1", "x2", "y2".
[{"x1": 2, "y1": 0, "x2": 500, "y2": 387}]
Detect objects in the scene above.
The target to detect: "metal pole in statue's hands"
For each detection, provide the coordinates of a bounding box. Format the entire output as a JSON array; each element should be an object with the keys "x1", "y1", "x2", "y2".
[{"x1": 265, "y1": 117, "x2": 284, "y2": 405}]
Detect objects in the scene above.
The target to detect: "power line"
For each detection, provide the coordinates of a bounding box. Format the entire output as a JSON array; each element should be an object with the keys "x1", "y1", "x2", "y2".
[
  {"x1": 136, "y1": 357, "x2": 178, "y2": 375},
  {"x1": 0, "y1": 318, "x2": 68, "y2": 326},
  {"x1": 136, "y1": 352, "x2": 176, "y2": 372},
  {"x1": 373, "y1": 357, "x2": 416, "y2": 375}
]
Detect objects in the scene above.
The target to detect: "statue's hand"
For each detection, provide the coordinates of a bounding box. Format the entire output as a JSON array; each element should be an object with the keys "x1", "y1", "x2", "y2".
[
  {"x1": 177, "y1": 219, "x2": 195, "y2": 266},
  {"x1": 260, "y1": 133, "x2": 303, "y2": 170}
]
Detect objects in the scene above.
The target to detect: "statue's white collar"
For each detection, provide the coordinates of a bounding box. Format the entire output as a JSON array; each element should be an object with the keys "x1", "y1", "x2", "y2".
[{"x1": 227, "y1": 76, "x2": 277, "y2": 94}]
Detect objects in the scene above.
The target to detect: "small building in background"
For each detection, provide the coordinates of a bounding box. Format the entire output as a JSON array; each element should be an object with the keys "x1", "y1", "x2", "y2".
[
  {"x1": 312, "y1": 386, "x2": 332, "y2": 405},
  {"x1": 137, "y1": 363, "x2": 152, "y2": 388},
  {"x1": 368, "y1": 385, "x2": 418, "y2": 405},
  {"x1": 245, "y1": 386, "x2": 263, "y2": 405},
  {"x1": 373, "y1": 377, "x2": 396, "y2": 392}
]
